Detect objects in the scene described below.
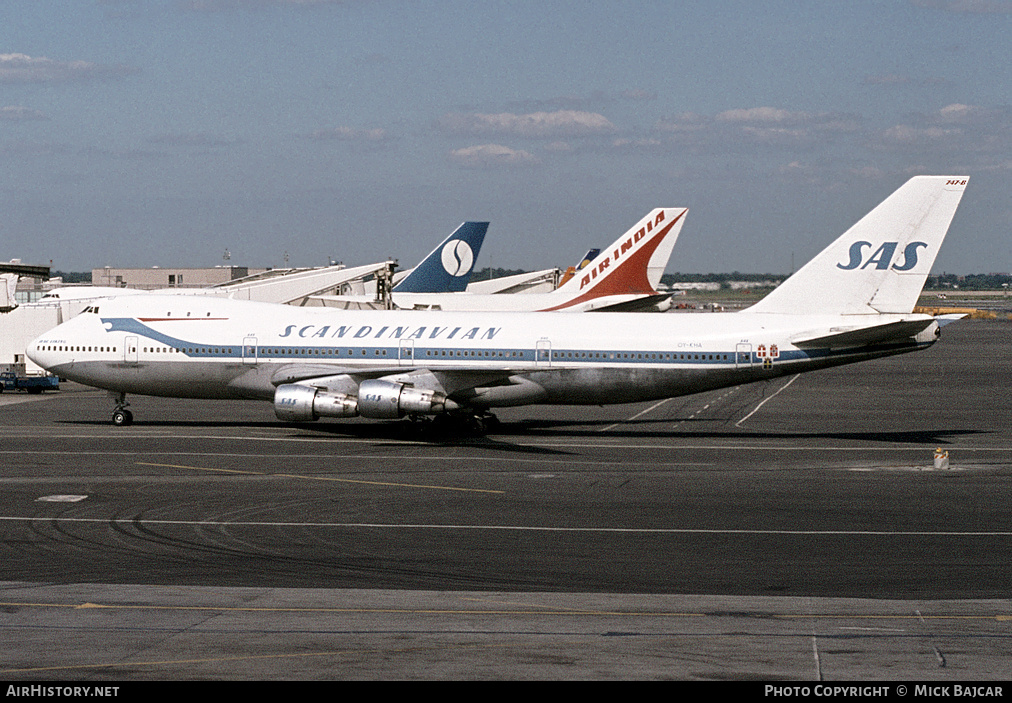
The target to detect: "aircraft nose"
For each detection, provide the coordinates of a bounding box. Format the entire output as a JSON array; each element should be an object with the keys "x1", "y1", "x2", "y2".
[
  {"x1": 26, "y1": 322, "x2": 71, "y2": 372},
  {"x1": 26, "y1": 334, "x2": 48, "y2": 369}
]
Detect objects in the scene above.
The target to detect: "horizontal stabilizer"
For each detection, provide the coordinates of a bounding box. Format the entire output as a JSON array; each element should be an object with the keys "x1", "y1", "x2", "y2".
[
  {"x1": 585, "y1": 293, "x2": 672, "y2": 312},
  {"x1": 791, "y1": 318, "x2": 936, "y2": 348},
  {"x1": 935, "y1": 313, "x2": 967, "y2": 328}
]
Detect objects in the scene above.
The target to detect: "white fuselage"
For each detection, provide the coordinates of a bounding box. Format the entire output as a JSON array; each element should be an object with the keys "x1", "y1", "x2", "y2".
[{"x1": 28, "y1": 294, "x2": 939, "y2": 412}]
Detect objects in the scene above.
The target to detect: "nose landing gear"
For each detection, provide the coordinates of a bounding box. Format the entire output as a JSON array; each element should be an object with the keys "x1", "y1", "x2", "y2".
[{"x1": 111, "y1": 393, "x2": 133, "y2": 426}]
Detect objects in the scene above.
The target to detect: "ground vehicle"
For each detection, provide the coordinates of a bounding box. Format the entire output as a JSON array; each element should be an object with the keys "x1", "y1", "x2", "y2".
[{"x1": 0, "y1": 363, "x2": 59, "y2": 394}]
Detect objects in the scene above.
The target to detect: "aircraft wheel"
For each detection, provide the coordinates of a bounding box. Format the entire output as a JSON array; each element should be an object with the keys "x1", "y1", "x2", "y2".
[{"x1": 112, "y1": 409, "x2": 133, "y2": 426}]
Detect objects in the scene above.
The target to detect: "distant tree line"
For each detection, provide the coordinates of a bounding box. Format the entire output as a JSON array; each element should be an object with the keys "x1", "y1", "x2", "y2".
[
  {"x1": 52, "y1": 270, "x2": 92, "y2": 284},
  {"x1": 925, "y1": 273, "x2": 1012, "y2": 290},
  {"x1": 660, "y1": 272, "x2": 786, "y2": 287},
  {"x1": 472, "y1": 267, "x2": 532, "y2": 281}
]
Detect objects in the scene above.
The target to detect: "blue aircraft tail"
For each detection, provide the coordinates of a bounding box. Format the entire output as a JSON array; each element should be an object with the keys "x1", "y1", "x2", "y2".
[{"x1": 392, "y1": 221, "x2": 489, "y2": 293}]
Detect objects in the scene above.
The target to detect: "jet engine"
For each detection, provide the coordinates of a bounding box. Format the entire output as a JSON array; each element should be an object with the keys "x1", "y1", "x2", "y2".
[
  {"x1": 274, "y1": 383, "x2": 358, "y2": 422},
  {"x1": 274, "y1": 379, "x2": 456, "y2": 422},
  {"x1": 357, "y1": 378, "x2": 454, "y2": 419}
]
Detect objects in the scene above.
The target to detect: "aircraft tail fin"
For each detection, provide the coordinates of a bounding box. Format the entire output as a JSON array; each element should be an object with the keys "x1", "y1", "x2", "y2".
[
  {"x1": 576, "y1": 248, "x2": 601, "y2": 271},
  {"x1": 393, "y1": 221, "x2": 488, "y2": 293},
  {"x1": 745, "y1": 177, "x2": 968, "y2": 316},
  {"x1": 542, "y1": 208, "x2": 687, "y2": 311},
  {"x1": 557, "y1": 248, "x2": 600, "y2": 287}
]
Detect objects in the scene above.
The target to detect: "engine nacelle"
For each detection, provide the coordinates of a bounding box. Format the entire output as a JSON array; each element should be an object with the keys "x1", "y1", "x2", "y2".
[
  {"x1": 274, "y1": 383, "x2": 358, "y2": 422},
  {"x1": 357, "y1": 379, "x2": 451, "y2": 419}
]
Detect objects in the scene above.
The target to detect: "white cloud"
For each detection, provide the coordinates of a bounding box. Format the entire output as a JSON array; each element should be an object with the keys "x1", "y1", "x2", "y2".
[
  {"x1": 656, "y1": 107, "x2": 859, "y2": 148},
  {"x1": 0, "y1": 53, "x2": 137, "y2": 83},
  {"x1": 0, "y1": 106, "x2": 49, "y2": 122},
  {"x1": 306, "y1": 126, "x2": 388, "y2": 142},
  {"x1": 449, "y1": 144, "x2": 537, "y2": 167},
  {"x1": 439, "y1": 110, "x2": 616, "y2": 138},
  {"x1": 716, "y1": 107, "x2": 812, "y2": 123},
  {"x1": 876, "y1": 103, "x2": 1012, "y2": 158},
  {"x1": 612, "y1": 137, "x2": 661, "y2": 149},
  {"x1": 937, "y1": 103, "x2": 981, "y2": 121},
  {"x1": 148, "y1": 133, "x2": 241, "y2": 147},
  {"x1": 179, "y1": 0, "x2": 347, "y2": 10},
  {"x1": 882, "y1": 125, "x2": 958, "y2": 142},
  {"x1": 716, "y1": 108, "x2": 859, "y2": 132}
]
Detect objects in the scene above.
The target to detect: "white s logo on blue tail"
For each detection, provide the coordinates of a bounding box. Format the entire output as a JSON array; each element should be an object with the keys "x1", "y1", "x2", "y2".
[{"x1": 441, "y1": 240, "x2": 474, "y2": 277}]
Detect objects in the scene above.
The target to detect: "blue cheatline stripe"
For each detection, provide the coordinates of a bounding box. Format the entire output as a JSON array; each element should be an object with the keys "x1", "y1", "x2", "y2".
[{"x1": 99, "y1": 317, "x2": 927, "y2": 367}]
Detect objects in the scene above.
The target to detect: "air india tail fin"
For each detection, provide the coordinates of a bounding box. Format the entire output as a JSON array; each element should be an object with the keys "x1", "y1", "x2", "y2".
[
  {"x1": 745, "y1": 176, "x2": 968, "y2": 316},
  {"x1": 541, "y1": 208, "x2": 687, "y2": 311},
  {"x1": 393, "y1": 221, "x2": 489, "y2": 293}
]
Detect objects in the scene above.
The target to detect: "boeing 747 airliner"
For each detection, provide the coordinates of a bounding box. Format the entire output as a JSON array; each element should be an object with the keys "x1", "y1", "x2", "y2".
[{"x1": 28, "y1": 177, "x2": 968, "y2": 429}]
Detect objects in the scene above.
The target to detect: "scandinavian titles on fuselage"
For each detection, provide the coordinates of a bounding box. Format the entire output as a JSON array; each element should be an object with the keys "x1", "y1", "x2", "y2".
[{"x1": 277, "y1": 323, "x2": 503, "y2": 341}]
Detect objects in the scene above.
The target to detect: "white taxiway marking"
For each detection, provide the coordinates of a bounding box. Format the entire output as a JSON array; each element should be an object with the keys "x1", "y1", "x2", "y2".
[
  {"x1": 735, "y1": 374, "x2": 801, "y2": 427},
  {"x1": 599, "y1": 398, "x2": 672, "y2": 432},
  {"x1": 3, "y1": 516, "x2": 1012, "y2": 536},
  {"x1": 0, "y1": 395, "x2": 54, "y2": 407}
]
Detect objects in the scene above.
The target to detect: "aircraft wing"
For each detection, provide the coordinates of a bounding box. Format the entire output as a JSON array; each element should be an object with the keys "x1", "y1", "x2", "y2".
[
  {"x1": 271, "y1": 364, "x2": 525, "y2": 395},
  {"x1": 791, "y1": 318, "x2": 937, "y2": 349},
  {"x1": 270, "y1": 364, "x2": 404, "y2": 386}
]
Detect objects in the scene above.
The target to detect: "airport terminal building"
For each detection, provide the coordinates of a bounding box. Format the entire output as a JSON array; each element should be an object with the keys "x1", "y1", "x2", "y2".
[{"x1": 90, "y1": 266, "x2": 266, "y2": 290}]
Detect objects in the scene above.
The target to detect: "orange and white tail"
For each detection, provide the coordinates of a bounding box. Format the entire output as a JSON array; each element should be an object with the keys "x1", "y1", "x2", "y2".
[{"x1": 541, "y1": 208, "x2": 687, "y2": 311}]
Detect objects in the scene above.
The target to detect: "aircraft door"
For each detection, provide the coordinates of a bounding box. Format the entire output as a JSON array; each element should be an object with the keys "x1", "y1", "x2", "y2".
[
  {"x1": 399, "y1": 339, "x2": 415, "y2": 366},
  {"x1": 243, "y1": 337, "x2": 258, "y2": 366},
  {"x1": 124, "y1": 336, "x2": 138, "y2": 364},
  {"x1": 735, "y1": 343, "x2": 753, "y2": 369},
  {"x1": 535, "y1": 338, "x2": 552, "y2": 367}
]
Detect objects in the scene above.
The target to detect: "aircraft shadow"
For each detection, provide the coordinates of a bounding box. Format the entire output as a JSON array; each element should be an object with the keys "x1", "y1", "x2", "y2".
[
  {"x1": 56, "y1": 416, "x2": 985, "y2": 447},
  {"x1": 55, "y1": 417, "x2": 578, "y2": 455},
  {"x1": 498, "y1": 417, "x2": 987, "y2": 446}
]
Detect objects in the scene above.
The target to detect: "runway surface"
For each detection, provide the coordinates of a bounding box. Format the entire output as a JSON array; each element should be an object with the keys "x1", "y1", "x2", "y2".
[{"x1": 2, "y1": 319, "x2": 1010, "y2": 680}]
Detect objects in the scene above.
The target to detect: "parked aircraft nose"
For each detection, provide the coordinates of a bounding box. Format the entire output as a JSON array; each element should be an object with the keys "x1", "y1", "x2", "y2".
[
  {"x1": 26, "y1": 317, "x2": 79, "y2": 372},
  {"x1": 26, "y1": 332, "x2": 55, "y2": 371},
  {"x1": 25, "y1": 339, "x2": 41, "y2": 367}
]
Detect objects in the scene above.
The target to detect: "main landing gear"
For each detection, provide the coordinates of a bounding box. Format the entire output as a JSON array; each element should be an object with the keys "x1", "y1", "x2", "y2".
[
  {"x1": 111, "y1": 393, "x2": 133, "y2": 426},
  {"x1": 408, "y1": 411, "x2": 500, "y2": 436}
]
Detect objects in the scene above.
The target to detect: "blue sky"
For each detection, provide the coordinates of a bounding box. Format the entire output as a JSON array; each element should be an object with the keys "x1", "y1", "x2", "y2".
[{"x1": 2, "y1": 0, "x2": 1010, "y2": 275}]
